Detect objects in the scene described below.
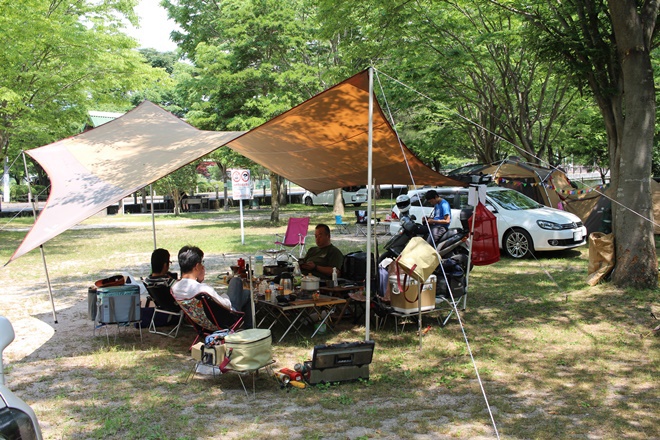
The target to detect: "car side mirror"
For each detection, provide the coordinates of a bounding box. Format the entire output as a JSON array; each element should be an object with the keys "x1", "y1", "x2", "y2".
[{"x1": 486, "y1": 203, "x2": 497, "y2": 213}]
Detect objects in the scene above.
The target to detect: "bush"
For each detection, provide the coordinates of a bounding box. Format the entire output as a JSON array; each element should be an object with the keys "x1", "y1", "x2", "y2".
[{"x1": 10, "y1": 184, "x2": 48, "y2": 202}]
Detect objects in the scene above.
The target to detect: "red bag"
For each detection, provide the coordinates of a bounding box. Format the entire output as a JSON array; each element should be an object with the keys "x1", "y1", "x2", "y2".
[
  {"x1": 94, "y1": 274, "x2": 125, "y2": 288},
  {"x1": 469, "y1": 202, "x2": 500, "y2": 266}
]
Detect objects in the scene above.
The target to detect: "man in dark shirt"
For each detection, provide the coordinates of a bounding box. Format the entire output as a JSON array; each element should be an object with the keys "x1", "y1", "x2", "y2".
[{"x1": 299, "y1": 224, "x2": 344, "y2": 280}]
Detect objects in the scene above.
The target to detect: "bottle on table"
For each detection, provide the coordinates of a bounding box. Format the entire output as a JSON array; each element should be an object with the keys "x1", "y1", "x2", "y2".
[
  {"x1": 293, "y1": 262, "x2": 302, "y2": 287},
  {"x1": 332, "y1": 267, "x2": 338, "y2": 287},
  {"x1": 269, "y1": 282, "x2": 276, "y2": 302},
  {"x1": 255, "y1": 255, "x2": 264, "y2": 277}
]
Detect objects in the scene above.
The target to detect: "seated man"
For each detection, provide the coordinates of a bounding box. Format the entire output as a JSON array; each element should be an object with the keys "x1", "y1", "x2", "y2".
[
  {"x1": 144, "y1": 248, "x2": 177, "y2": 287},
  {"x1": 299, "y1": 224, "x2": 344, "y2": 280},
  {"x1": 171, "y1": 245, "x2": 253, "y2": 328},
  {"x1": 423, "y1": 189, "x2": 451, "y2": 247}
]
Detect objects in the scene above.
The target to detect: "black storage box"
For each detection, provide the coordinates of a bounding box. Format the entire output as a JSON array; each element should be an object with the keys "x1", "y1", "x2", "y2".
[{"x1": 306, "y1": 340, "x2": 375, "y2": 385}]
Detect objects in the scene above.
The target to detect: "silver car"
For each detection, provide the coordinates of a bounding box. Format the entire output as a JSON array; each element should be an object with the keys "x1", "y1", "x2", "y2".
[{"x1": 303, "y1": 186, "x2": 368, "y2": 207}]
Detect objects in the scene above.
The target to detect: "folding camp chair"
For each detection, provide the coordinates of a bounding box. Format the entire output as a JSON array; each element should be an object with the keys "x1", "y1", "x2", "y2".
[
  {"x1": 355, "y1": 210, "x2": 368, "y2": 236},
  {"x1": 334, "y1": 215, "x2": 350, "y2": 234},
  {"x1": 144, "y1": 278, "x2": 184, "y2": 338},
  {"x1": 176, "y1": 293, "x2": 244, "y2": 348},
  {"x1": 273, "y1": 217, "x2": 310, "y2": 259}
]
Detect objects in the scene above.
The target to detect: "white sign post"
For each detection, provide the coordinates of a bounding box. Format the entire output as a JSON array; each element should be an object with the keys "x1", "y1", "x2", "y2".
[{"x1": 231, "y1": 169, "x2": 252, "y2": 244}]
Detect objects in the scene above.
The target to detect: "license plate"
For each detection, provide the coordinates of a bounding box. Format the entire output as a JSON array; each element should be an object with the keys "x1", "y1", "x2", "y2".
[{"x1": 573, "y1": 231, "x2": 583, "y2": 241}]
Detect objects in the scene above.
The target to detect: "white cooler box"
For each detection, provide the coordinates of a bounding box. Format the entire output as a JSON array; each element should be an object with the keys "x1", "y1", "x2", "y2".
[{"x1": 389, "y1": 274, "x2": 436, "y2": 314}]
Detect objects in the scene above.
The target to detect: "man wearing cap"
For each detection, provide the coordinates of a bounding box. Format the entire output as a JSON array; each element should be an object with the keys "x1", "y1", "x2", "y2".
[{"x1": 424, "y1": 190, "x2": 451, "y2": 247}]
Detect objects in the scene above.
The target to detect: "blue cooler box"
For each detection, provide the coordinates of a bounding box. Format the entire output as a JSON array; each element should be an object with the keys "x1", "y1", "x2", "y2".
[{"x1": 96, "y1": 285, "x2": 141, "y2": 324}]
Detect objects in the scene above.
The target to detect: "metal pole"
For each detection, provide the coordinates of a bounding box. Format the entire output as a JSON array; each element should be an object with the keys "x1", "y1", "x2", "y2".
[
  {"x1": 248, "y1": 256, "x2": 255, "y2": 328},
  {"x1": 463, "y1": 185, "x2": 479, "y2": 310},
  {"x1": 365, "y1": 67, "x2": 374, "y2": 341},
  {"x1": 22, "y1": 151, "x2": 58, "y2": 323},
  {"x1": 150, "y1": 184, "x2": 157, "y2": 250}
]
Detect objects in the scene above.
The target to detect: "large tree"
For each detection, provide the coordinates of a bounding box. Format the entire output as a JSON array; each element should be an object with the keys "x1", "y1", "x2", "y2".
[
  {"x1": 0, "y1": 0, "x2": 162, "y2": 168},
  {"x1": 163, "y1": 0, "x2": 337, "y2": 220},
  {"x1": 494, "y1": 0, "x2": 658, "y2": 288}
]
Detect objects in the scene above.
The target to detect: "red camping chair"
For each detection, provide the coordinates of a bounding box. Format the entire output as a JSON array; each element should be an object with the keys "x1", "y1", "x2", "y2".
[
  {"x1": 273, "y1": 217, "x2": 310, "y2": 259},
  {"x1": 176, "y1": 293, "x2": 244, "y2": 349}
]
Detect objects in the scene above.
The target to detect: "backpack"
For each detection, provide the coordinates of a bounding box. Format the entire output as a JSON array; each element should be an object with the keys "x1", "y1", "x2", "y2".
[{"x1": 342, "y1": 252, "x2": 375, "y2": 283}]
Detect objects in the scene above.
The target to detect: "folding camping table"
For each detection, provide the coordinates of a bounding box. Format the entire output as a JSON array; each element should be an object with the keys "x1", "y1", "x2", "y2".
[{"x1": 257, "y1": 295, "x2": 346, "y2": 342}]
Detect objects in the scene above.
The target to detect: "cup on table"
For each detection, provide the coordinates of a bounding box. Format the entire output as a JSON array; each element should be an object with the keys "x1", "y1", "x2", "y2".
[{"x1": 281, "y1": 278, "x2": 293, "y2": 293}]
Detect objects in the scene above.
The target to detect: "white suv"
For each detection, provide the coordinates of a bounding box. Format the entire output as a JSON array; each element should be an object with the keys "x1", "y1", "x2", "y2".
[
  {"x1": 389, "y1": 187, "x2": 587, "y2": 258},
  {"x1": 303, "y1": 186, "x2": 368, "y2": 207}
]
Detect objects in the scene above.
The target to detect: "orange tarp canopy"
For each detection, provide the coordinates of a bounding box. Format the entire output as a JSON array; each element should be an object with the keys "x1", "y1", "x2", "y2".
[{"x1": 9, "y1": 69, "x2": 461, "y2": 263}]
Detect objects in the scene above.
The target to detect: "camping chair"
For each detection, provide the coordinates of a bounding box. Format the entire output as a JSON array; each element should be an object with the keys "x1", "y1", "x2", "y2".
[
  {"x1": 334, "y1": 215, "x2": 350, "y2": 234},
  {"x1": 355, "y1": 210, "x2": 380, "y2": 236},
  {"x1": 272, "y1": 217, "x2": 310, "y2": 259},
  {"x1": 176, "y1": 293, "x2": 244, "y2": 348},
  {"x1": 144, "y1": 279, "x2": 184, "y2": 338}
]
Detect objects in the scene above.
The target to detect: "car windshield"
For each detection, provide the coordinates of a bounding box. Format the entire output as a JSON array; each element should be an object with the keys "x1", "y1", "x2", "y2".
[{"x1": 488, "y1": 190, "x2": 542, "y2": 210}]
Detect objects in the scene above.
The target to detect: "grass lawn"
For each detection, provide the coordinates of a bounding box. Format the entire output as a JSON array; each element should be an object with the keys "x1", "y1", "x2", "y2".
[{"x1": 0, "y1": 204, "x2": 658, "y2": 439}]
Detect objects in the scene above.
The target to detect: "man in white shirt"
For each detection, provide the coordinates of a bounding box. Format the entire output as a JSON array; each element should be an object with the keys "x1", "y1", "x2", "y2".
[{"x1": 171, "y1": 245, "x2": 252, "y2": 328}]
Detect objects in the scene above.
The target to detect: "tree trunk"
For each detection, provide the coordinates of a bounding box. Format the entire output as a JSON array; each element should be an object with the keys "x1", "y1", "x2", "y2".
[
  {"x1": 608, "y1": 0, "x2": 658, "y2": 288},
  {"x1": 222, "y1": 164, "x2": 230, "y2": 211},
  {"x1": 333, "y1": 188, "x2": 345, "y2": 216},
  {"x1": 269, "y1": 172, "x2": 280, "y2": 222}
]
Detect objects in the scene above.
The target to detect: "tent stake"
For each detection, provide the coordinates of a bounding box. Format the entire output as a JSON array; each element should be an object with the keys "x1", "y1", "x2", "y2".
[{"x1": 22, "y1": 151, "x2": 58, "y2": 323}]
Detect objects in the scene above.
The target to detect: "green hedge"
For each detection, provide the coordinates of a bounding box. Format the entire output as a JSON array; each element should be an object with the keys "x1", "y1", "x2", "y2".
[{"x1": 10, "y1": 184, "x2": 48, "y2": 201}]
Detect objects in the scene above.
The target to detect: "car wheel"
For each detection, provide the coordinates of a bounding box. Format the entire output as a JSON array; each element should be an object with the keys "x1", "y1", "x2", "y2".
[
  {"x1": 304, "y1": 197, "x2": 313, "y2": 206},
  {"x1": 503, "y1": 228, "x2": 534, "y2": 259}
]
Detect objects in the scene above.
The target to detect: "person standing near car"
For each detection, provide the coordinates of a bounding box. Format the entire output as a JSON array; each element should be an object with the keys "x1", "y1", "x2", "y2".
[{"x1": 424, "y1": 190, "x2": 451, "y2": 247}]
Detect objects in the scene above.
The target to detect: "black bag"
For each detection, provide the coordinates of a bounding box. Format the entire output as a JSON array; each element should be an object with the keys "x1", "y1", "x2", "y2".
[{"x1": 342, "y1": 252, "x2": 375, "y2": 283}]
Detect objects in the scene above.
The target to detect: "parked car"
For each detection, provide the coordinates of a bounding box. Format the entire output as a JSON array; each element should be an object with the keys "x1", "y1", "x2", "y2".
[
  {"x1": 389, "y1": 187, "x2": 587, "y2": 258},
  {"x1": 303, "y1": 186, "x2": 368, "y2": 207},
  {"x1": 0, "y1": 316, "x2": 43, "y2": 440}
]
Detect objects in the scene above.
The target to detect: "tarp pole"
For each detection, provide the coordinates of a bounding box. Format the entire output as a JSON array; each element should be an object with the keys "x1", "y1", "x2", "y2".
[
  {"x1": 248, "y1": 256, "x2": 255, "y2": 328},
  {"x1": 463, "y1": 184, "x2": 481, "y2": 310},
  {"x1": 22, "y1": 151, "x2": 58, "y2": 323},
  {"x1": 364, "y1": 66, "x2": 374, "y2": 341},
  {"x1": 150, "y1": 184, "x2": 157, "y2": 250}
]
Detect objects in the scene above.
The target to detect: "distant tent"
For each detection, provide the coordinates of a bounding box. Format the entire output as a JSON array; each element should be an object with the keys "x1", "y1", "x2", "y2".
[
  {"x1": 563, "y1": 179, "x2": 660, "y2": 235},
  {"x1": 448, "y1": 157, "x2": 572, "y2": 209}
]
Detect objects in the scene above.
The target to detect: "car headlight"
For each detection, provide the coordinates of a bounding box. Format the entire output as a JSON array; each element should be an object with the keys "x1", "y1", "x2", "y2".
[{"x1": 537, "y1": 220, "x2": 563, "y2": 230}]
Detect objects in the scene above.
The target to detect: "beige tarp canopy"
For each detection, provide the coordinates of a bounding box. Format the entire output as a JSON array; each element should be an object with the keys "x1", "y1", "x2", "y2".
[{"x1": 9, "y1": 69, "x2": 460, "y2": 263}]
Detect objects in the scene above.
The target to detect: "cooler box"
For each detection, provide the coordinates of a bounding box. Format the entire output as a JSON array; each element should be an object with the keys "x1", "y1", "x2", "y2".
[
  {"x1": 306, "y1": 340, "x2": 375, "y2": 385},
  {"x1": 191, "y1": 342, "x2": 226, "y2": 366},
  {"x1": 96, "y1": 285, "x2": 141, "y2": 324},
  {"x1": 224, "y1": 329, "x2": 272, "y2": 371},
  {"x1": 389, "y1": 275, "x2": 436, "y2": 314}
]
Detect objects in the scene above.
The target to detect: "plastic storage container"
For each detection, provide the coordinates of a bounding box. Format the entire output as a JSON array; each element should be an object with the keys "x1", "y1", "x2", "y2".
[{"x1": 96, "y1": 284, "x2": 141, "y2": 324}]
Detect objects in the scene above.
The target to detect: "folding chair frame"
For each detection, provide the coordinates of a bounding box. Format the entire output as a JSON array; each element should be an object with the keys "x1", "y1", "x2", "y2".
[
  {"x1": 145, "y1": 281, "x2": 184, "y2": 339},
  {"x1": 273, "y1": 217, "x2": 310, "y2": 259},
  {"x1": 334, "y1": 215, "x2": 350, "y2": 235}
]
